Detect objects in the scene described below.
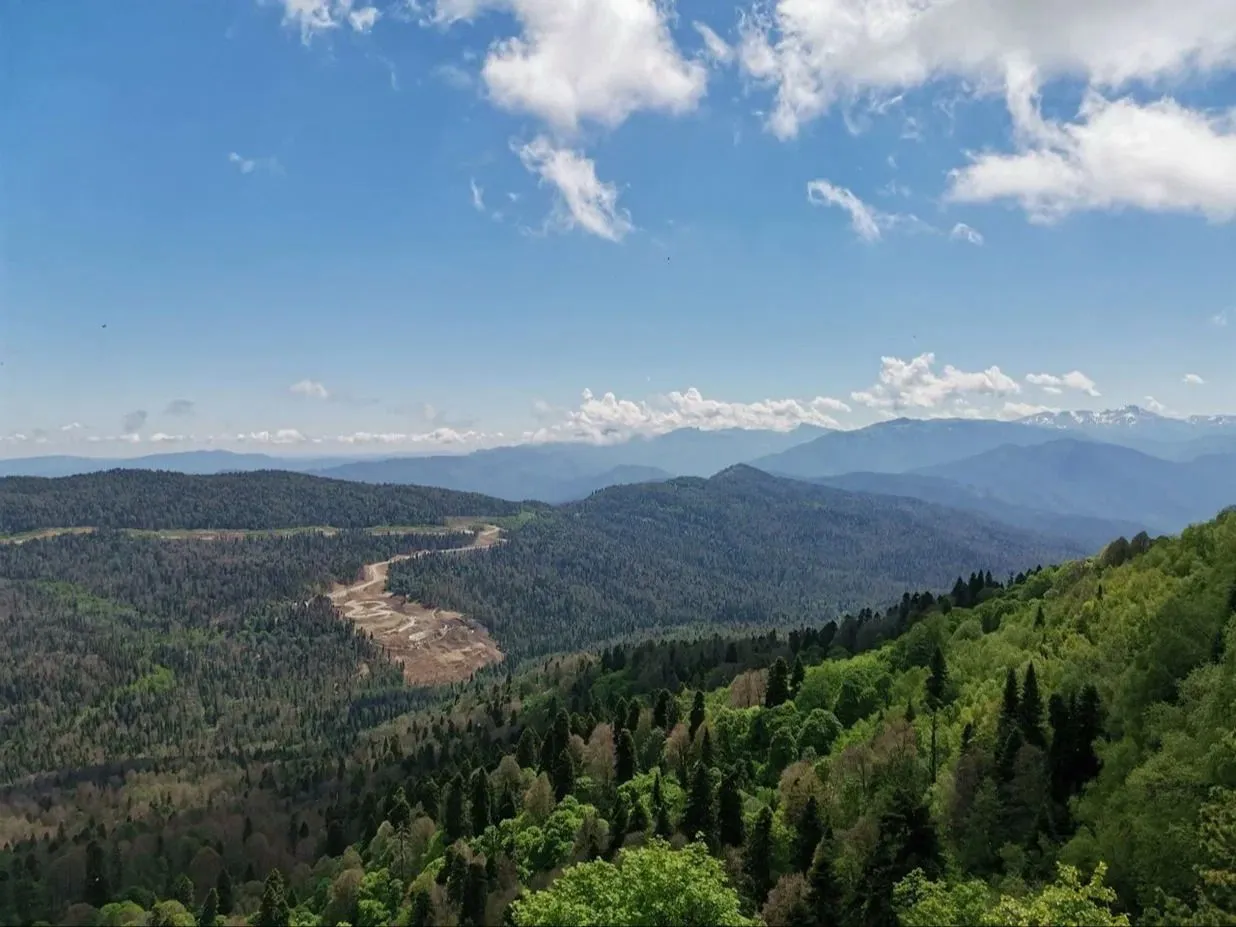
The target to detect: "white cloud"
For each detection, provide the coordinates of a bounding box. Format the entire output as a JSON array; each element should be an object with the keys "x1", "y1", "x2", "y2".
[
  {"x1": 228, "y1": 152, "x2": 281, "y2": 175},
  {"x1": 1001, "y1": 401, "x2": 1059, "y2": 419},
  {"x1": 470, "y1": 178, "x2": 485, "y2": 212},
  {"x1": 517, "y1": 137, "x2": 633, "y2": 241},
  {"x1": 1214, "y1": 311, "x2": 1230, "y2": 327},
  {"x1": 695, "y1": 22, "x2": 734, "y2": 65},
  {"x1": 852, "y1": 353, "x2": 1021, "y2": 411},
  {"x1": 948, "y1": 92, "x2": 1236, "y2": 222},
  {"x1": 1144, "y1": 395, "x2": 1170, "y2": 415},
  {"x1": 1183, "y1": 373, "x2": 1206, "y2": 385},
  {"x1": 148, "y1": 433, "x2": 190, "y2": 444},
  {"x1": 806, "y1": 179, "x2": 927, "y2": 242},
  {"x1": 237, "y1": 428, "x2": 312, "y2": 445},
  {"x1": 949, "y1": 222, "x2": 984, "y2": 245},
  {"x1": 335, "y1": 427, "x2": 482, "y2": 445},
  {"x1": 738, "y1": 0, "x2": 1236, "y2": 141},
  {"x1": 59, "y1": 422, "x2": 86, "y2": 432},
  {"x1": 274, "y1": 0, "x2": 380, "y2": 42},
  {"x1": 528, "y1": 387, "x2": 851, "y2": 444},
  {"x1": 433, "y1": 0, "x2": 708, "y2": 134},
  {"x1": 289, "y1": 379, "x2": 330, "y2": 399},
  {"x1": 1025, "y1": 371, "x2": 1101, "y2": 397}
]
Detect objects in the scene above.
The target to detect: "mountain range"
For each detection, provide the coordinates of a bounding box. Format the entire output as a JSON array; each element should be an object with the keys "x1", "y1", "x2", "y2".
[{"x1": 3, "y1": 406, "x2": 1234, "y2": 544}]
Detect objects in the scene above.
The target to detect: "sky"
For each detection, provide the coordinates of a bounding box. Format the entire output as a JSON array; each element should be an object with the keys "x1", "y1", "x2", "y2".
[{"x1": 4, "y1": 0, "x2": 1236, "y2": 457}]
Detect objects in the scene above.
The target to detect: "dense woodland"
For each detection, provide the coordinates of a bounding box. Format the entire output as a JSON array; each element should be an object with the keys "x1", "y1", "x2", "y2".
[
  {"x1": 0, "y1": 530, "x2": 473, "y2": 784},
  {"x1": 0, "y1": 470, "x2": 525, "y2": 533},
  {"x1": 388, "y1": 466, "x2": 1080, "y2": 659},
  {"x1": 2, "y1": 505, "x2": 1232, "y2": 925}
]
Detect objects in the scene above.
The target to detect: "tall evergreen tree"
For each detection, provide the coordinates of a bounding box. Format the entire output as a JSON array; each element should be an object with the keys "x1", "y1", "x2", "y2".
[
  {"x1": 443, "y1": 773, "x2": 467, "y2": 842},
  {"x1": 682, "y1": 762, "x2": 717, "y2": 848},
  {"x1": 461, "y1": 861, "x2": 488, "y2": 926},
  {"x1": 745, "y1": 806, "x2": 775, "y2": 903},
  {"x1": 198, "y1": 887, "x2": 219, "y2": 927},
  {"x1": 256, "y1": 869, "x2": 289, "y2": 927},
  {"x1": 215, "y1": 869, "x2": 234, "y2": 916},
  {"x1": 718, "y1": 771, "x2": 745, "y2": 847},
  {"x1": 652, "y1": 771, "x2": 672, "y2": 838},
  {"x1": 409, "y1": 890, "x2": 432, "y2": 927},
  {"x1": 616, "y1": 729, "x2": 637, "y2": 784},
  {"x1": 689, "y1": 690, "x2": 706, "y2": 737},
  {"x1": 795, "y1": 796, "x2": 824, "y2": 873},
  {"x1": 925, "y1": 646, "x2": 950, "y2": 781},
  {"x1": 469, "y1": 769, "x2": 491, "y2": 837},
  {"x1": 515, "y1": 728, "x2": 539, "y2": 769},
  {"x1": 766, "y1": 658, "x2": 791, "y2": 708},
  {"x1": 84, "y1": 839, "x2": 110, "y2": 908},
  {"x1": 1019, "y1": 662, "x2": 1045, "y2": 747},
  {"x1": 551, "y1": 748, "x2": 575, "y2": 801},
  {"x1": 790, "y1": 655, "x2": 806, "y2": 696},
  {"x1": 805, "y1": 837, "x2": 840, "y2": 927},
  {"x1": 173, "y1": 874, "x2": 195, "y2": 909}
]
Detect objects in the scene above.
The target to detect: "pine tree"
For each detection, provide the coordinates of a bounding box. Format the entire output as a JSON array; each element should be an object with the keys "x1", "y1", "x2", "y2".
[
  {"x1": 718, "y1": 771, "x2": 745, "y2": 847},
  {"x1": 256, "y1": 869, "x2": 289, "y2": 927},
  {"x1": 1019, "y1": 662, "x2": 1045, "y2": 747},
  {"x1": 652, "y1": 771, "x2": 672, "y2": 837},
  {"x1": 744, "y1": 806, "x2": 775, "y2": 902},
  {"x1": 461, "y1": 861, "x2": 488, "y2": 926},
  {"x1": 795, "y1": 796, "x2": 824, "y2": 873},
  {"x1": 1034, "y1": 603, "x2": 1046, "y2": 628},
  {"x1": 608, "y1": 795, "x2": 630, "y2": 858},
  {"x1": 84, "y1": 839, "x2": 110, "y2": 908},
  {"x1": 790, "y1": 656, "x2": 806, "y2": 696},
  {"x1": 998, "y1": 666, "x2": 1020, "y2": 747},
  {"x1": 805, "y1": 837, "x2": 840, "y2": 926},
  {"x1": 516, "y1": 728, "x2": 539, "y2": 768},
  {"x1": 551, "y1": 747, "x2": 575, "y2": 800},
  {"x1": 216, "y1": 869, "x2": 234, "y2": 916},
  {"x1": 469, "y1": 769, "x2": 491, "y2": 837},
  {"x1": 198, "y1": 887, "x2": 219, "y2": 927},
  {"x1": 925, "y1": 646, "x2": 950, "y2": 781},
  {"x1": 616, "y1": 729, "x2": 637, "y2": 784},
  {"x1": 409, "y1": 889, "x2": 432, "y2": 927},
  {"x1": 689, "y1": 690, "x2": 706, "y2": 737},
  {"x1": 174, "y1": 873, "x2": 195, "y2": 908},
  {"x1": 443, "y1": 773, "x2": 467, "y2": 842},
  {"x1": 700, "y1": 728, "x2": 714, "y2": 767},
  {"x1": 766, "y1": 658, "x2": 791, "y2": 708},
  {"x1": 682, "y1": 762, "x2": 716, "y2": 848},
  {"x1": 387, "y1": 786, "x2": 412, "y2": 829}
]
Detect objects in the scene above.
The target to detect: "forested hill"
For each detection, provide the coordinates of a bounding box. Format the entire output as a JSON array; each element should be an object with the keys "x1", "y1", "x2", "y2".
[
  {"x1": 0, "y1": 469, "x2": 526, "y2": 532},
  {"x1": 8, "y1": 510, "x2": 1234, "y2": 925},
  {"x1": 388, "y1": 465, "x2": 1085, "y2": 659}
]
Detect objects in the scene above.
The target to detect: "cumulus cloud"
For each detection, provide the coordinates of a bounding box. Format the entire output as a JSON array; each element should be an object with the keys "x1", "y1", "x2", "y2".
[
  {"x1": 1025, "y1": 371, "x2": 1101, "y2": 397},
  {"x1": 274, "y1": 0, "x2": 380, "y2": 42},
  {"x1": 1183, "y1": 373, "x2": 1206, "y2": 385},
  {"x1": 122, "y1": 410, "x2": 148, "y2": 435},
  {"x1": 1144, "y1": 395, "x2": 1170, "y2": 415},
  {"x1": 806, "y1": 180, "x2": 927, "y2": 242},
  {"x1": 164, "y1": 399, "x2": 195, "y2": 417},
  {"x1": 528, "y1": 387, "x2": 851, "y2": 444},
  {"x1": 517, "y1": 137, "x2": 633, "y2": 241},
  {"x1": 949, "y1": 222, "x2": 984, "y2": 245},
  {"x1": 1214, "y1": 311, "x2": 1230, "y2": 327},
  {"x1": 289, "y1": 379, "x2": 330, "y2": 400},
  {"x1": 432, "y1": 0, "x2": 708, "y2": 134},
  {"x1": 851, "y1": 353, "x2": 1021, "y2": 411},
  {"x1": 948, "y1": 91, "x2": 1236, "y2": 222}
]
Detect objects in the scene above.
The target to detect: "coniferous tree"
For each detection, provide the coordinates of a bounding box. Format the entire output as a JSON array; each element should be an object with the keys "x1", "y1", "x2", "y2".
[
  {"x1": 682, "y1": 762, "x2": 717, "y2": 848},
  {"x1": 608, "y1": 795, "x2": 629, "y2": 858},
  {"x1": 84, "y1": 839, "x2": 109, "y2": 908},
  {"x1": 469, "y1": 769, "x2": 491, "y2": 837},
  {"x1": 256, "y1": 869, "x2": 289, "y2": 927},
  {"x1": 443, "y1": 773, "x2": 467, "y2": 842},
  {"x1": 174, "y1": 873, "x2": 195, "y2": 909},
  {"x1": 461, "y1": 860, "x2": 488, "y2": 926},
  {"x1": 745, "y1": 806, "x2": 775, "y2": 903},
  {"x1": 516, "y1": 728, "x2": 540, "y2": 768},
  {"x1": 805, "y1": 837, "x2": 840, "y2": 926},
  {"x1": 652, "y1": 771, "x2": 672, "y2": 837},
  {"x1": 795, "y1": 796, "x2": 824, "y2": 873},
  {"x1": 409, "y1": 889, "x2": 432, "y2": 927},
  {"x1": 551, "y1": 748, "x2": 575, "y2": 800},
  {"x1": 689, "y1": 690, "x2": 706, "y2": 737},
  {"x1": 766, "y1": 658, "x2": 791, "y2": 708},
  {"x1": 616, "y1": 729, "x2": 637, "y2": 784},
  {"x1": 790, "y1": 656, "x2": 806, "y2": 696},
  {"x1": 718, "y1": 771, "x2": 746, "y2": 847},
  {"x1": 925, "y1": 646, "x2": 950, "y2": 781},
  {"x1": 701, "y1": 728, "x2": 714, "y2": 767},
  {"x1": 198, "y1": 887, "x2": 219, "y2": 927},
  {"x1": 1019, "y1": 662, "x2": 1045, "y2": 747},
  {"x1": 216, "y1": 869, "x2": 234, "y2": 916}
]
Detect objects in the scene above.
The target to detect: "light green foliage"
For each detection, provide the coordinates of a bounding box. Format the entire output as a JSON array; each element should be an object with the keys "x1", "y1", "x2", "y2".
[
  {"x1": 510, "y1": 839, "x2": 758, "y2": 926},
  {"x1": 96, "y1": 902, "x2": 148, "y2": 926},
  {"x1": 497, "y1": 795, "x2": 597, "y2": 881},
  {"x1": 146, "y1": 900, "x2": 196, "y2": 926},
  {"x1": 895, "y1": 863, "x2": 1129, "y2": 926}
]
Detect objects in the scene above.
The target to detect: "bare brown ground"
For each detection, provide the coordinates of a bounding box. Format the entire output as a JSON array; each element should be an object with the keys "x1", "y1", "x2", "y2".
[{"x1": 327, "y1": 526, "x2": 504, "y2": 686}]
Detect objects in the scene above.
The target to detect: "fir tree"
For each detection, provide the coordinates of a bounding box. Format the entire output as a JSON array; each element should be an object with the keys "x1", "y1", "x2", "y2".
[
  {"x1": 795, "y1": 796, "x2": 824, "y2": 873},
  {"x1": 198, "y1": 887, "x2": 219, "y2": 927},
  {"x1": 173, "y1": 873, "x2": 195, "y2": 909},
  {"x1": 682, "y1": 762, "x2": 717, "y2": 848},
  {"x1": 469, "y1": 769, "x2": 491, "y2": 837},
  {"x1": 443, "y1": 773, "x2": 467, "y2": 842},
  {"x1": 409, "y1": 889, "x2": 432, "y2": 927},
  {"x1": 1019, "y1": 662, "x2": 1045, "y2": 747},
  {"x1": 805, "y1": 837, "x2": 840, "y2": 926},
  {"x1": 616, "y1": 729, "x2": 637, "y2": 784},
  {"x1": 718, "y1": 771, "x2": 745, "y2": 847},
  {"x1": 461, "y1": 861, "x2": 488, "y2": 926},
  {"x1": 215, "y1": 869, "x2": 234, "y2": 916},
  {"x1": 551, "y1": 748, "x2": 575, "y2": 801},
  {"x1": 766, "y1": 658, "x2": 791, "y2": 708},
  {"x1": 689, "y1": 690, "x2": 706, "y2": 737},
  {"x1": 790, "y1": 656, "x2": 806, "y2": 696},
  {"x1": 745, "y1": 806, "x2": 775, "y2": 902},
  {"x1": 256, "y1": 869, "x2": 289, "y2": 927},
  {"x1": 84, "y1": 839, "x2": 110, "y2": 908},
  {"x1": 515, "y1": 728, "x2": 539, "y2": 769}
]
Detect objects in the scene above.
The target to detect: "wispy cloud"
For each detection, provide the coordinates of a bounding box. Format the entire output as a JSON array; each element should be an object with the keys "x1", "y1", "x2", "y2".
[
  {"x1": 289, "y1": 379, "x2": 329, "y2": 400},
  {"x1": 1183, "y1": 373, "x2": 1205, "y2": 385},
  {"x1": 227, "y1": 152, "x2": 281, "y2": 175}
]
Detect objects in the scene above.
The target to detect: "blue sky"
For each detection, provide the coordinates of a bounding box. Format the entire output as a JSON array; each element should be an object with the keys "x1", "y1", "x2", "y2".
[{"x1": 5, "y1": 0, "x2": 1236, "y2": 456}]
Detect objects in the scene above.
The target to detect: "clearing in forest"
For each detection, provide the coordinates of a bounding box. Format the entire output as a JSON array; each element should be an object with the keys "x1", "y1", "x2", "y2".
[{"x1": 327, "y1": 525, "x2": 504, "y2": 686}]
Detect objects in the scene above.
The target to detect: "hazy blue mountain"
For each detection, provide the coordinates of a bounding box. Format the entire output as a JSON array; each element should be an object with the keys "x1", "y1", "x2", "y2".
[
  {"x1": 754, "y1": 417, "x2": 1063, "y2": 478},
  {"x1": 807, "y1": 470, "x2": 1144, "y2": 551},
  {"x1": 1017, "y1": 405, "x2": 1236, "y2": 444},
  {"x1": 0, "y1": 450, "x2": 364, "y2": 477},
  {"x1": 915, "y1": 438, "x2": 1236, "y2": 534},
  {"x1": 314, "y1": 426, "x2": 826, "y2": 499}
]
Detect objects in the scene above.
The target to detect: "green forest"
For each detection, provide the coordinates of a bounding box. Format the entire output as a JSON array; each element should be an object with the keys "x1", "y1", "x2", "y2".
[
  {"x1": 388, "y1": 465, "x2": 1081, "y2": 660},
  {"x1": 3, "y1": 496, "x2": 1234, "y2": 925}
]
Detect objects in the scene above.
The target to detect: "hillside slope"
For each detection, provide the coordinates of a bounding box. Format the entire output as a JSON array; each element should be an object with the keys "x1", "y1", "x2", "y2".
[
  {"x1": 809, "y1": 469, "x2": 1146, "y2": 550},
  {"x1": 916, "y1": 438, "x2": 1236, "y2": 533},
  {"x1": 0, "y1": 469, "x2": 524, "y2": 533},
  {"x1": 388, "y1": 465, "x2": 1084, "y2": 659}
]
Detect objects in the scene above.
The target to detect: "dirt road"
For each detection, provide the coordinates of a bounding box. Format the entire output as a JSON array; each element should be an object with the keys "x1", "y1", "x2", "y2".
[{"x1": 327, "y1": 524, "x2": 504, "y2": 686}]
